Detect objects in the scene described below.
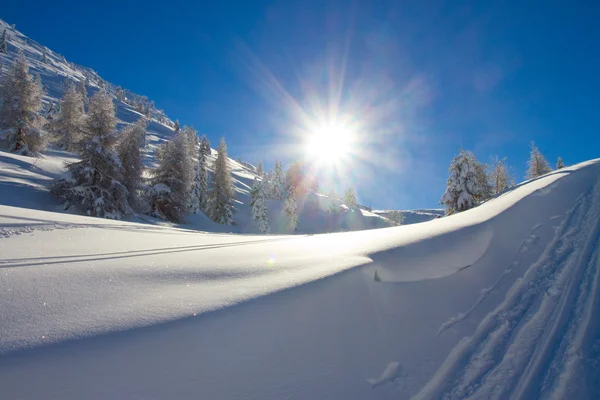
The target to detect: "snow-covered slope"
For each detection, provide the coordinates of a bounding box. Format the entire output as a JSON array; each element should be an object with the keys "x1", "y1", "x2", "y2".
[
  {"x1": 0, "y1": 18, "x2": 392, "y2": 234},
  {"x1": 1, "y1": 158, "x2": 599, "y2": 399}
]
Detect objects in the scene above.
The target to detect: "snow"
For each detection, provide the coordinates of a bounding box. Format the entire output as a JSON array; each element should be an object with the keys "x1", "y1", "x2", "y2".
[{"x1": 1, "y1": 159, "x2": 600, "y2": 399}]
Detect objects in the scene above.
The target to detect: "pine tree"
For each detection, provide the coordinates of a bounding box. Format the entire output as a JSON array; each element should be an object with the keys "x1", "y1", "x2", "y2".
[
  {"x1": 440, "y1": 150, "x2": 482, "y2": 214},
  {"x1": 527, "y1": 142, "x2": 552, "y2": 179},
  {"x1": 256, "y1": 160, "x2": 264, "y2": 176},
  {"x1": 76, "y1": 79, "x2": 87, "y2": 106},
  {"x1": 0, "y1": 53, "x2": 46, "y2": 155},
  {"x1": 556, "y1": 156, "x2": 565, "y2": 169},
  {"x1": 250, "y1": 177, "x2": 270, "y2": 233},
  {"x1": 198, "y1": 135, "x2": 211, "y2": 210},
  {"x1": 173, "y1": 119, "x2": 180, "y2": 133},
  {"x1": 116, "y1": 117, "x2": 146, "y2": 210},
  {"x1": 271, "y1": 160, "x2": 285, "y2": 199},
  {"x1": 344, "y1": 187, "x2": 357, "y2": 207},
  {"x1": 115, "y1": 86, "x2": 125, "y2": 102},
  {"x1": 208, "y1": 137, "x2": 235, "y2": 225},
  {"x1": 489, "y1": 156, "x2": 513, "y2": 194},
  {"x1": 146, "y1": 131, "x2": 194, "y2": 222},
  {"x1": 284, "y1": 187, "x2": 298, "y2": 231},
  {"x1": 473, "y1": 159, "x2": 493, "y2": 202},
  {"x1": 50, "y1": 80, "x2": 85, "y2": 150},
  {"x1": 0, "y1": 29, "x2": 7, "y2": 54},
  {"x1": 182, "y1": 125, "x2": 198, "y2": 161},
  {"x1": 51, "y1": 88, "x2": 131, "y2": 219}
]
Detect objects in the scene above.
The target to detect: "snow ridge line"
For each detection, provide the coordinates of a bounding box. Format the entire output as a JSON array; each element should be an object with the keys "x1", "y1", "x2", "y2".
[{"x1": 413, "y1": 176, "x2": 600, "y2": 400}]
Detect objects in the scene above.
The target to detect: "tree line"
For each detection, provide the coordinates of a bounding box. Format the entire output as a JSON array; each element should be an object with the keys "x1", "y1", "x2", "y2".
[{"x1": 440, "y1": 144, "x2": 563, "y2": 215}]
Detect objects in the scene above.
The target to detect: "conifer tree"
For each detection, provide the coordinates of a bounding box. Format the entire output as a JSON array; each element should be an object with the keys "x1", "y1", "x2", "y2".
[
  {"x1": 489, "y1": 156, "x2": 513, "y2": 194},
  {"x1": 284, "y1": 187, "x2": 298, "y2": 231},
  {"x1": 256, "y1": 160, "x2": 264, "y2": 176},
  {"x1": 473, "y1": 159, "x2": 493, "y2": 202},
  {"x1": 116, "y1": 117, "x2": 146, "y2": 209},
  {"x1": 76, "y1": 79, "x2": 87, "y2": 106},
  {"x1": 182, "y1": 125, "x2": 198, "y2": 161},
  {"x1": 51, "y1": 88, "x2": 131, "y2": 219},
  {"x1": 271, "y1": 160, "x2": 285, "y2": 200},
  {"x1": 146, "y1": 131, "x2": 194, "y2": 222},
  {"x1": 440, "y1": 150, "x2": 482, "y2": 214},
  {"x1": 198, "y1": 135, "x2": 211, "y2": 210},
  {"x1": 50, "y1": 80, "x2": 85, "y2": 150},
  {"x1": 173, "y1": 119, "x2": 180, "y2": 133},
  {"x1": 250, "y1": 177, "x2": 270, "y2": 233},
  {"x1": 527, "y1": 142, "x2": 552, "y2": 179},
  {"x1": 344, "y1": 187, "x2": 357, "y2": 207},
  {"x1": 208, "y1": 137, "x2": 235, "y2": 225},
  {"x1": 556, "y1": 156, "x2": 565, "y2": 169},
  {"x1": 0, "y1": 53, "x2": 46, "y2": 155},
  {"x1": 1, "y1": 29, "x2": 7, "y2": 54}
]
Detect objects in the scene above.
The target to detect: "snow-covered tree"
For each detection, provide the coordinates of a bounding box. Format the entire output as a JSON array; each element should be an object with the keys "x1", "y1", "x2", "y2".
[
  {"x1": 387, "y1": 210, "x2": 404, "y2": 226},
  {"x1": 182, "y1": 125, "x2": 198, "y2": 161},
  {"x1": 198, "y1": 135, "x2": 211, "y2": 210},
  {"x1": 0, "y1": 53, "x2": 46, "y2": 155},
  {"x1": 51, "y1": 88, "x2": 131, "y2": 219},
  {"x1": 473, "y1": 160, "x2": 493, "y2": 202},
  {"x1": 117, "y1": 117, "x2": 146, "y2": 209},
  {"x1": 208, "y1": 137, "x2": 235, "y2": 225},
  {"x1": 284, "y1": 187, "x2": 298, "y2": 231},
  {"x1": 440, "y1": 150, "x2": 482, "y2": 214},
  {"x1": 42, "y1": 50, "x2": 48, "y2": 63},
  {"x1": 1, "y1": 29, "x2": 7, "y2": 54},
  {"x1": 344, "y1": 187, "x2": 357, "y2": 207},
  {"x1": 146, "y1": 131, "x2": 194, "y2": 222},
  {"x1": 250, "y1": 177, "x2": 270, "y2": 233},
  {"x1": 489, "y1": 156, "x2": 513, "y2": 195},
  {"x1": 115, "y1": 86, "x2": 125, "y2": 102},
  {"x1": 173, "y1": 119, "x2": 180, "y2": 133},
  {"x1": 527, "y1": 142, "x2": 552, "y2": 179},
  {"x1": 76, "y1": 79, "x2": 87, "y2": 106},
  {"x1": 556, "y1": 156, "x2": 565, "y2": 169},
  {"x1": 256, "y1": 160, "x2": 264, "y2": 176},
  {"x1": 271, "y1": 160, "x2": 285, "y2": 199},
  {"x1": 50, "y1": 80, "x2": 85, "y2": 150}
]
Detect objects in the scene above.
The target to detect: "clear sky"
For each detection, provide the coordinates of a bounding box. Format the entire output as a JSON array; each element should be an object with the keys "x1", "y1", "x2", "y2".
[{"x1": 2, "y1": 0, "x2": 599, "y2": 209}]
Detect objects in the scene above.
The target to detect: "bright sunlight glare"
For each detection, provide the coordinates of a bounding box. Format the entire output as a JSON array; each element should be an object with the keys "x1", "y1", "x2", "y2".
[{"x1": 305, "y1": 122, "x2": 355, "y2": 164}]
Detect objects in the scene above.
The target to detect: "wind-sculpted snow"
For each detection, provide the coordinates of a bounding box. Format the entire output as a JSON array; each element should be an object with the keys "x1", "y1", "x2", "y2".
[{"x1": 1, "y1": 160, "x2": 599, "y2": 399}]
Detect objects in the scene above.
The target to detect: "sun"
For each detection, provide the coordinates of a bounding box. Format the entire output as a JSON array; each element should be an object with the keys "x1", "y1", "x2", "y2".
[{"x1": 305, "y1": 122, "x2": 355, "y2": 164}]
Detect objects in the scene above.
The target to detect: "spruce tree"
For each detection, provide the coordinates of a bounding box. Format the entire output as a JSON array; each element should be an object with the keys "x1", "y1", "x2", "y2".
[
  {"x1": 173, "y1": 119, "x2": 180, "y2": 133},
  {"x1": 198, "y1": 135, "x2": 211, "y2": 210},
  {"x1": 284, "y1": 187, "x2": 298, "y2": 231},
  {"x1": 271, "y1": 160, "x2": 285, "y2": 200},
  {"x1": 146, "y1": 131, "x2": 194, "y2": 222},
  {"x1": 440, "y1": 150, "x2": 482, "y2": 214},
  {"x1": 182, "y1": 125, "x2": 198, "y2": 161},
  {"x1": 0, "y1": 53, "x2": 46, "y2": 155},
  {"x1": 256, "y1": 160, "x2": 264, "y2": 176},
  {"x1": 556, "y1": 156, "x2": 565, "y2": 169},
  {"x1": 208, "y1": 137, "x2": 235, "y2": 225},
  {"x1": 250, "y1": 177, "x2": 270, "y2": 233},
  {"x1": 473, "y1": 159, "x2": 493, "y2": 202},
  {"x1": 489, "y1": 156, "x2": 513, "y2": 194},
  {"x1": 117, "y1": 117, "x2": 146, "y2": 210},
  {"x1": 0, "y1": 29, "x2": 7, "y2": 54},
  {"x1": 50, "y1": 80, "x2": 85, "y2": 150},
  {"x1": 527, "y1": 142, "x2": 552, "y2": 179},
  {"x1": 51, "y1": 89, "x2": 131, "y2": 219},
  {"x1": 344, "y1": 187, "x2": 357, "y2": 207},
  {"x1": 76, "y1": 79, "x2": 87, "y2": 107}
]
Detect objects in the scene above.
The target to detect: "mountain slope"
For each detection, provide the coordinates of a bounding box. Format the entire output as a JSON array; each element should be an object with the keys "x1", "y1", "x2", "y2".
[
  {"x1": 0, "y1": 158, "x2": 599, "y2": 399},
  {"x1": 0, "y1": 18, "x2": 393, "y2": 233}
]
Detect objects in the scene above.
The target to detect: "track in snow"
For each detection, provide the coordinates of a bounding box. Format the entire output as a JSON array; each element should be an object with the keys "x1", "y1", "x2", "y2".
[{"x1": 416, "y1": 175, "x2": 600, "y2": 400}]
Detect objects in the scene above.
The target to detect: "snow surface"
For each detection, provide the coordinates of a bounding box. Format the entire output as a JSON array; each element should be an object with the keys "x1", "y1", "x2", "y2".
[{"x1": 1, "y1": 159, "x2": 600, "y2": 399}]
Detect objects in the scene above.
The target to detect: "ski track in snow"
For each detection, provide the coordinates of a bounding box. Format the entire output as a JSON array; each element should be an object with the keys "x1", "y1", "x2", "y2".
[
  {"x1": 0, "y1": 223, "x2": 79, "y2": 239},
  {"x1": 416, "y1": 175, "x2": 600, "y2": 400}
]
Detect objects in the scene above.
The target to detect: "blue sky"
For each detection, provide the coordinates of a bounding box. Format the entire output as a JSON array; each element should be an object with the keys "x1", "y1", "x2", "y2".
[{"x1": 2, "y1": 0, "x2": 599, "y2": 209}]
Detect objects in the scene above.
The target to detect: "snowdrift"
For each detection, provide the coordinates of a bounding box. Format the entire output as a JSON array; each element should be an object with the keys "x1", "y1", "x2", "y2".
[{"x1": 1, "y1": 158, "x2": 599, "y2": 399}]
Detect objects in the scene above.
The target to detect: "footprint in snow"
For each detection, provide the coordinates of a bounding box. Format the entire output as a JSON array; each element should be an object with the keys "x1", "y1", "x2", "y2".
[{"x1": 367, "y1": 361, "x2": 401, "y2": 389}]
